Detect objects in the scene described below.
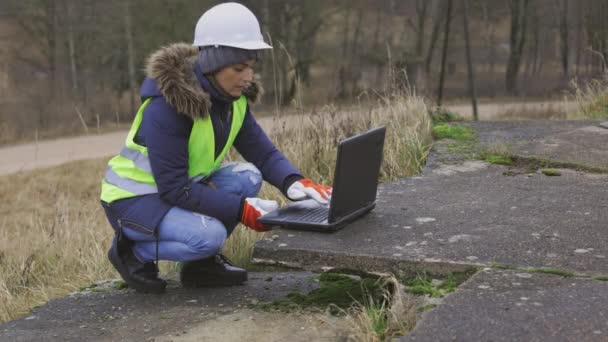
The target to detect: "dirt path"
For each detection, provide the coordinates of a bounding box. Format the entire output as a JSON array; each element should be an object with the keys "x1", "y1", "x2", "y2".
[
  {"x1": 0, "y1": 101, "x2": 573, "y2": 176},
  {"x1": 446, "y1": 100, "x2": 576, "y2": 120}
]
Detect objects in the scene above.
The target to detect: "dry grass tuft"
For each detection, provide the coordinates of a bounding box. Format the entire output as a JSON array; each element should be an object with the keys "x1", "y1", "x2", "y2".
[
  {"x1": 569, "y1": 76, "x2": 608, "y2": 119},
  {"x1": 270, "y1": 94, "x2": 433, "y2": 184},
  {"x1": 0, "y1": 93, "x2": 432, "y2": 323},
  {"x1": 341, "y1": 276, "x2": 417, "y2": 341},
  {"x1": 0, "y1": 159, "x2": 115, "y2": 323}
]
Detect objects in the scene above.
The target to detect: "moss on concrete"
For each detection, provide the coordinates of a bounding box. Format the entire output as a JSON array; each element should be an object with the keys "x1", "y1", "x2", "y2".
[
  {"x1": 541, "y1": 169, "x2": 561, "y2": 176},
  {"x1": 490, "y1": 263, "x2": 576, "y2": 278},
  {"x1": 475, "y1": 148, "x2": 608, "y2": 174},
  {"x1": 516, "y1": 156, "x2": 608, "y2": 174},
  {"x1": 483, "y1": 154, "x2": 515, "y2": 165},
  {"x1": 255, "y1": 273, "x2": 384, "y2": 314}
]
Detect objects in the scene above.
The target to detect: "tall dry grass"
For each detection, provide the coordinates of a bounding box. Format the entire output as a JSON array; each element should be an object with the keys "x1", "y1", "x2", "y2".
[
  {"x1": 568, "y1": 76, "x2": 608, "y2": 119},
  {"x1": 0, "y1": 159, "x2": 115, "y2": 323},
  {"x1": 0, "y1": 93, "x2": 431, "y2": 323}
]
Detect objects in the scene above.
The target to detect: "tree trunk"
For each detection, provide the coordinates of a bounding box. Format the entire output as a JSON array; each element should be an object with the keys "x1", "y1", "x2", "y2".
[
  {"x1": 531, "y1": 5, "x2": 540, "y2": 75},
  {"x1": 124, "y1": 0, "x2": 136, "y2": 117},
  {"x1": 66, "y1": 1, "x2": 78, "y2": 97},
  {"x1": 505, "y1": 0, "x2": 530, "y2": 96},
  {"x1": 336, "y1": 0, "x2": 352, "y2": 98},
  {"x1": 462, "y1": 0, "x2": 478, "y2": 120},
  {"x1": 43, "y1": 0, "x2": 58, "y2": 129},
  {"x1": 525, "y1": 1, "x2": 538, "y2": 76},
  {"x1": 425, "y1": 1, "x2": 444, "y2": 73},
  {"x1": 372, "y1": 5, "x2": 384, "y2": 86},
  {"x1": 559, "y1": 0, "x2": 569, "y2": 78},
  {"x1": 348, "y1": 4, "x2": 365, "y2": 96},
  {"x1": 437, "y1": 0, "x2": 453, "y2": 107},
  {"x1": 414, "y1": 0, "x2": 430, "y2": 57},
  {"x1": 575, "y1": 0, "x2": 583, "y2": 75}
]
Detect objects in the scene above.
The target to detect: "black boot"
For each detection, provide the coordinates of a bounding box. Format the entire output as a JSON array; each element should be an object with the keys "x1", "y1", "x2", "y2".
[
  {"x1": 180, "y1": 254, "x2": 247, "y2": 287},
  {"x1": 107, "y1": 236, "x2": 167, "y2": 294}
]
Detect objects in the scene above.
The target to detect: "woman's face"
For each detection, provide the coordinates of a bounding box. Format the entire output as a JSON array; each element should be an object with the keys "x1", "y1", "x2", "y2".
[{"x1": 214, "y1": 60, "x2": 256, "y2": 97}]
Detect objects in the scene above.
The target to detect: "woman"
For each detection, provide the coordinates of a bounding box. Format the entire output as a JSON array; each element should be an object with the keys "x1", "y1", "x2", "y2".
[{"x1": 100, "y1": 2, "x2": 331, "y2": 293}]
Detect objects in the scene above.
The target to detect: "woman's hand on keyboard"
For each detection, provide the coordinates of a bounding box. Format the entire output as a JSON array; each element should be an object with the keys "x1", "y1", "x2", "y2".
[{"x1": 287, "y1": 178, "x2": 332, "y2": 204}]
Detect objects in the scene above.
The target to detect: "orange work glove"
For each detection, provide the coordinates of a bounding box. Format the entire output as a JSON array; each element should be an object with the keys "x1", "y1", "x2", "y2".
[
  {"x1": 286, "y1": 178, "x2": 332, "y2": 204},
  {"x1": 240, "y1": 197, "x2": 279, "y2": 232}
]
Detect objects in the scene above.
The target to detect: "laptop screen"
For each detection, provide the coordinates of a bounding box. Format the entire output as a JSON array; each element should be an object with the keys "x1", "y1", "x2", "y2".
[{"x1": 329, "y1": 127, "x2": 386, "y2": 222}]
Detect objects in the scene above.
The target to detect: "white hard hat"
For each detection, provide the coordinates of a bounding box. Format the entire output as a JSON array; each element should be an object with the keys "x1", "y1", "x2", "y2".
[{"x1": 193, "y1": 2, "x2": 272, "y2": 50}]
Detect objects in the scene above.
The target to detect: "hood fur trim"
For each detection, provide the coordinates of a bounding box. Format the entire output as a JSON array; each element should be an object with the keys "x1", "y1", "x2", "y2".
[{"x1": 145, "y1": 43, "x2": 261, "y2": 119}]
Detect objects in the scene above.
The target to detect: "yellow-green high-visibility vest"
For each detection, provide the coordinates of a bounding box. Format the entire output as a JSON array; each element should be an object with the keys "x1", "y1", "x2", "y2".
[{"x1": 100, "y1": 96, "x2": 248, "y2": 203}]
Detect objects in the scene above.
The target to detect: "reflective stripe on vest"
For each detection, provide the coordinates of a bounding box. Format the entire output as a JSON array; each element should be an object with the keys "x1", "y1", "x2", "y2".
[{"x1": 100, "y1": 96, "x2": 248, "y2": 203}]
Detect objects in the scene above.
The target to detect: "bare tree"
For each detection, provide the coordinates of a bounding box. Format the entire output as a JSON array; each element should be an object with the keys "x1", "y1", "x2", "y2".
[
  {"x1": 462, "y1": 0, "x2": 478, "y2": 120},
  {"x1": 528, "y1": 1, "x2": 541, "y2": 75},
  {"x1": 559, "y1": 0, "x2": 570, "y2": 78},
  {"x1": 437, "y1": 0, "x2": 453, "y2": 107},
  {"x1": 506, "y1": 0, "x2": 531, "y2": 95},
  {"x1": 336, "y1": 0, "x2": 353, "y2": 99},
  {"x1": 63, "y1": 0, "x2": 78, "y2": 96},
  {"x1": 425, "y1": 1, "x2": 444, "y2": 73},
  {"x1": 575, "y1": 0, "x2": 584, "y2": 75},
  {"x1": 124, "y1": 0, "x2": 136, "y2": 116}
]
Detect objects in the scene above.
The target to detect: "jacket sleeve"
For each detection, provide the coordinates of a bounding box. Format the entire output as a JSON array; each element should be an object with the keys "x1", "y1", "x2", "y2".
[
  {"x1": 233, "y1": 108, "x2": 303, "y2": 194},
  {"x1": 140, "y1": 97, "x2": 243, "y2": 224}
]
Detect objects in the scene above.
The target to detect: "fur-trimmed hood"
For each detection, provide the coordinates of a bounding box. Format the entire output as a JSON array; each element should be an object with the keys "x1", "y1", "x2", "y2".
[{"x1": 143, "y1": 43, "x2": 262, "y2": 120}]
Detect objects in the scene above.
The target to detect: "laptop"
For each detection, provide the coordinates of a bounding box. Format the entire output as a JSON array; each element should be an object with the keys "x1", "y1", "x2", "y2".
[{"x1": 257, "y1": 126, "x2": 386, "y2": 232}]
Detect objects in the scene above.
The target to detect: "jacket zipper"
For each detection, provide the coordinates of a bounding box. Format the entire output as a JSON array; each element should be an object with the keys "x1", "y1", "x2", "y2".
[{"x1": 118, "y1": 219, "x2": 155, "y2": 235}]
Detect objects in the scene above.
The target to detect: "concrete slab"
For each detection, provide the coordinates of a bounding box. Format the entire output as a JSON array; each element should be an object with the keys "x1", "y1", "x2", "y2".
[
  {"x1": 254, "y1": 165, "x2": 608, "y2": 276},
  {"x1": 0, "y1": 272, "x2": 338, "y2": 342},
  {"x1": 403, "y1": 269, "x2": 608, "y2": 341},
  {"x1": 600, "y1": 121, "x2": 608, "y2": 129},
  {"x1": 467, "y1": 121, "x2": 608, "y2": 171}
]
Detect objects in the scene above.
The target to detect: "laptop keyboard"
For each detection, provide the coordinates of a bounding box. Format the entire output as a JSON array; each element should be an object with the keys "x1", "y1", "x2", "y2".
[{"x1": 282, "y1": 206, "x2": 329, "y2": 223}]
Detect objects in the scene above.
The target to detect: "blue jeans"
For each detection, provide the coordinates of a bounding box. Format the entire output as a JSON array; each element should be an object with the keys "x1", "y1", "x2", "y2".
[{"x1": 122, "y1": 162, "x2": 263, "y2": 262}]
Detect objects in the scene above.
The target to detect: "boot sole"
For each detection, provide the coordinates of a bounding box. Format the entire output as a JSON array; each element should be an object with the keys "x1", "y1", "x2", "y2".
[{"x1": 107, "y1": 246, "x2": 167, "y2": 294}]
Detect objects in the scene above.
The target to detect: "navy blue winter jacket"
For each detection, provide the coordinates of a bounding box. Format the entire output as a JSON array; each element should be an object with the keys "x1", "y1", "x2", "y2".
[{"x1": 105, "y1": 43, "x2": 302, "y2": 234}]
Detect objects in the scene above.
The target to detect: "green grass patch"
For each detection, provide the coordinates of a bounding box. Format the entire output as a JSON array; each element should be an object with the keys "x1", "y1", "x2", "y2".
[
  {"x1": 432, "y1": 123, "x2": 475, "y2": 141},
  {"x1": 255, "y1": 273, "x2": 384, "y2": 315},
  {"x1": 476, "y1": 145, "x2": 517, "y2": 166},
  {"x1": 429, "y1": 107, "x2": 463, "y2": 124},
  {"x1": 483, "y1": 154, "x2": 514, "y2": 165},
  {"x1": 114, "y1": 281, "x2": 128, "y2": 290},
  {"x1": 402, "y1": 271, "x2": 473, "y2": 298},
  {"x1": 490, "y1": 263, "x2": 576, "y2": 278},
  {"x1": 593, "y1": 276, "x2": 608, "y2": 281},
  {"x1": 541, "y1": 169, "x2": 561, "y2": 176},
  {"x1": 405, "y1": 277, "x2": 448, "y2": 297}
]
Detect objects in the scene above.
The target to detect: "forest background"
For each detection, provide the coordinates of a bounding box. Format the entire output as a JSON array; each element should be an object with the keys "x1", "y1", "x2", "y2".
[{"x1": 0, "y1": 0, "x2": 606, "y2": 144}]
